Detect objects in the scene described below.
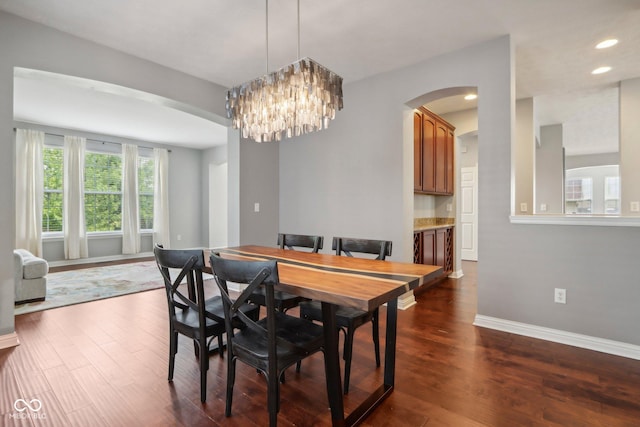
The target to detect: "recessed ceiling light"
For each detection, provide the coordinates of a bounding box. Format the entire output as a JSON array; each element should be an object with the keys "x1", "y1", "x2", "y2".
[
  {"x1": 464, "y1": 94, "x2": 477, "y2": 100},
  {"x1": 596, "y1": 39, "x2": 618, "y2": 49},
  {"x1": 592, "y1": 66, "x2": 612, "y2": 75}
]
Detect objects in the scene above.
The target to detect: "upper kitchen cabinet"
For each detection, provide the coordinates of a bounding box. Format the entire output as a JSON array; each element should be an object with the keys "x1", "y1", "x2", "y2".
[{"x1": 414, "y1": 107, "x2": 455, "y2": 195}]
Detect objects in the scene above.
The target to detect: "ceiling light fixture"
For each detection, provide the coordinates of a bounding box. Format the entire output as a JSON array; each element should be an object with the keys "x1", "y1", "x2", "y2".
[
  {"x1": 225, "y1": 0, "x2": 343, "y2": 143},
  {"x1": 464, "y1": 94, "x2": 477, "y2": 101},
  {"x1": 592, "y1": 66, "x2": 612, "y2": 75},
  {"x1": 595, "y1": 39, "x2": 618, "y2": 49}
]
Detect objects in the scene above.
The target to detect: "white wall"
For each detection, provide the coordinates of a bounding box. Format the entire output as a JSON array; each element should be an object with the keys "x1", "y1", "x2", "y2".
[
  {"x1": 515, "y1": 98, "x2": 534, "y2": 214},
  {"x1": 620, "y1": 78, "x2": 640, "y2": 215}
]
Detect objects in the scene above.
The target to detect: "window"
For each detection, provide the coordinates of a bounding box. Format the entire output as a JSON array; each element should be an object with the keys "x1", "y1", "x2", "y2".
[
  {"x1": 604, "y1": 176, "x2": 620, "y2": 214},
  {"x1": 565, "y1": 177, "x2": 592, "y2": 214},
  {"x1": 42, "y1": 147, "x2": 63, "y2": 232},
  {"x1": 138, "y1": 156, "x2": 154, "y2": 230},
  {"x1": 42, "y1": 139, "x2": 156, "y2": 235},
  {"x1": 84, "y1": 151, "x2": 122, "y2": 232}
]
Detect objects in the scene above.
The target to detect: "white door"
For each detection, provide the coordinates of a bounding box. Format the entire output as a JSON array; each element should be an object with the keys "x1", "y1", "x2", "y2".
[{"x1": 460, "y1": 166, "x2": 478, "y2": 261}]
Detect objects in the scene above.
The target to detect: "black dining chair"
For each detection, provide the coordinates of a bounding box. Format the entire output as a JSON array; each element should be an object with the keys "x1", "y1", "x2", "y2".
[
  {"x1": 154, "y1": 246, "x2": 227, "y2": 403},
  {"x1": 247, "y1": 233, "x2": 323, "y2": 313},
  {"x1": 298, "y1": 237, "x2": 392, "y2": 394},
  {"x1": 210, "y1": 252, "x2": 325, "y2": 427}
]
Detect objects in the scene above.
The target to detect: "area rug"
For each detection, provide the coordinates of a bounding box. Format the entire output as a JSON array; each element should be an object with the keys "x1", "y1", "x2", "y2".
[{"x1": 14, "y1": 260, "x2": 164, "y2": 315}]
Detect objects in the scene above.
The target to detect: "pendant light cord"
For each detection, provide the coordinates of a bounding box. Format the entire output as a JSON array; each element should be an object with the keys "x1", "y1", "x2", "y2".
[
  {"x1": 266, "y1": 0, "x2": 269, "y2": 73},
  {"x1": 297, "y1": 0, "x2": 301, "y2": 60}
]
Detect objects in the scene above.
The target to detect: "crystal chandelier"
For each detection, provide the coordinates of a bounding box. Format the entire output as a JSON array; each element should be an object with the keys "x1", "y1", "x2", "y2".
[{"x1": 225, "y1": 0, "x2": 343, "y2": 143}]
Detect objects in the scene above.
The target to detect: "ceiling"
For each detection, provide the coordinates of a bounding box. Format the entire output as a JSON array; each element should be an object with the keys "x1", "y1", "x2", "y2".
[{"x1": 2, "y1": 0, "x2": 639, "y2": 152}]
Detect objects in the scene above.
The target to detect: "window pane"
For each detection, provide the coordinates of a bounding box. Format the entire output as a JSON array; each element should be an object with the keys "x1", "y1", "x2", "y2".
[
  {"x1": 85, "y1": 152, "x2": 122, "y2": 192},
  {"x1": 43, "y1": 147, "x2": 63, "y2": 232},
  {"x1": 565, "y1": 177, "x2": 592, "y2": 214},
  {"x1": 43, "y1": 191, "x2": 63, "y2": 232},
  {"x1": 138, "y1": 157, "x2": 154, "y2": 230},
  {"x1": 84, "y1": 152, "x2": 122, "y2": 232},
  {"x1": 85, "y1": 193, "x2": 122, "y2": 232}
]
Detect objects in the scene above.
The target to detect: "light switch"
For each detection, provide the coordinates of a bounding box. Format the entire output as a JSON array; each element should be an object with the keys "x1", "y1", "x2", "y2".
[{"x1": 254, "y1": 203, "x2": 260, "y2": 212}]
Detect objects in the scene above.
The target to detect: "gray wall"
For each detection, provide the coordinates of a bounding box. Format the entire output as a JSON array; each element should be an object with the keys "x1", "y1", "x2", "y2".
[
  {"x1": 239, "y1": 140, "x2": 279, "y2": 246},
  {"x1": 0, "y1": 11, "x2": 228, "y2": 337},
  {"x1": 565, "y1": 152, "x2": 619, "y2": 170},
  {"x1": 3, "y1": 11, "x2": 640, "y2": 351},
  {"x1": 280, "y1": 35, "x2": 640, "y2": 347},
  {"x1": 535, "y1": 124, "x2": 564, "y2": 214}
]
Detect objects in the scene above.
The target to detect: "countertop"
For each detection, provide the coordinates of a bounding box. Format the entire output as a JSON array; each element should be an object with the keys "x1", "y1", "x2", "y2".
[{"x1": 413, "y1": 217, "x2": 455, "y2": 232}]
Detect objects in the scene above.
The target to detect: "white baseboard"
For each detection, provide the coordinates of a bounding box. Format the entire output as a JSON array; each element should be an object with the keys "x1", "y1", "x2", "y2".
[
  {"x1": 49, "y1": 252, "x2": 154, "y2": 268},
  {"x1": 449, "y1": 269, "x2": 464, "y2": 279},
  {"x1": 0, "y1": 332, "x2": 20, "y2": 350},
  {"x1": 397, "y1": 291, "x2": 416, "y2": 310},
  {"x1": 474, "y1": 315, "x2": 640, "y2": 360}
]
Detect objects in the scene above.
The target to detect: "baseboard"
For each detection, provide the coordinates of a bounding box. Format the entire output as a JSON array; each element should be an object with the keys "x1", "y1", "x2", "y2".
[
  {"x1": 474, "y1": 315, "x2": 640, "y2": 360},
  {"x1": 49, "y1": 252, "x2": 154, "y2": 268},
  {"x1": 449, "y1": 269, "x2": 464, "y2": 279},
  {"x1": 397, "y1": 291, "x2": 416, "y2": 310},
  {"x1": 0, "y1": 332, "x2": 20, "y2": 350}
]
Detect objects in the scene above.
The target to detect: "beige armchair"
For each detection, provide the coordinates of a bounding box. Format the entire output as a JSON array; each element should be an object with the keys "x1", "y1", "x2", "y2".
[{"x1": 14, "y1": 249, "x2": 48, "y2": 304}]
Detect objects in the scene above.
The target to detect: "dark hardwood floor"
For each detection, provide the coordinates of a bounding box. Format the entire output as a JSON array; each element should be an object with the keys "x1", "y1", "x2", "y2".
[{"x1": 2, "y1": 261, "x2": 640, "y2": 426}]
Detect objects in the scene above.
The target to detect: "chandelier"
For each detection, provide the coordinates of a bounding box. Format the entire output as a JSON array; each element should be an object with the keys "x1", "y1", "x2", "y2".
[{"x1": 225, "y1": 1, "x2": 343, "y2": 143}]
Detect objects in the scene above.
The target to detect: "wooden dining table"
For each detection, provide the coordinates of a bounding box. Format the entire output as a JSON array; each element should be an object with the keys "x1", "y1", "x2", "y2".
[{"x1": 205, "y1": 245, "x2": 442, "y2": 426}]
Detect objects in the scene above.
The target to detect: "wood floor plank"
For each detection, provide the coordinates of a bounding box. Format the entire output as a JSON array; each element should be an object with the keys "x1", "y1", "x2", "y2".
[{"x1": 4, "y1": 260, "x2": 640, "y2": 426}]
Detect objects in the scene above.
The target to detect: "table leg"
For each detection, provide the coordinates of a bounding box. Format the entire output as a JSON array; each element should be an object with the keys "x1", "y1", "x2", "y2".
[
  {"x1": 321, "y1": 302, "x2": 345, "y2": 426},
  {"x1": 384, "y1": 297, "x2": 398, "y2": 387}
]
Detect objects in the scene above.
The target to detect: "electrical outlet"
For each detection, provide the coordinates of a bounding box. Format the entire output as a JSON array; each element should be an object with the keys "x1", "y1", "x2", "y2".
[
  {"x1": 176, "y1": 234, "x2": 182, "y2": 241},
  {"x1": 631, "y1": 201, "x2": 640, "y2": 212},
  {"x1": 540, "y1": 203, "x2": 547, "y2": 212},
  {"x1": 554, "y1": 288, "x2": 566, "y2": 304},
  {"x1": 520, "y1": 202, "x2": 527, "y2": 213},
  {"x1": 254, "y1": 202, "x2": 260, "y2": 212}
]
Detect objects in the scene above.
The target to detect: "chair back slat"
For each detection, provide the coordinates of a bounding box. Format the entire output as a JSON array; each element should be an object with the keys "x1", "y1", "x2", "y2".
[
  {"x1": 332, "y1": 237, "x2": 392, "y2": 260},
  {"x1": 154, "y1": 245, "x2": 207, "y2": 327},
  {"x1": 277, "y1": 233, "x2": 324, "y2": 253},
  {"x1": 210, "y1": 253, "x2": 301, "y2": 353}
]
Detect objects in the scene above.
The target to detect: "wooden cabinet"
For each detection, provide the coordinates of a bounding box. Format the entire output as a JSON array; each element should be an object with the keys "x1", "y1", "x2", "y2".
[
  {"x1": 414, "y1": 108, "x2": 455, "y2": 195},
  {"x1": 413, "y1": 226, "x2": 454, "y2": 280}
]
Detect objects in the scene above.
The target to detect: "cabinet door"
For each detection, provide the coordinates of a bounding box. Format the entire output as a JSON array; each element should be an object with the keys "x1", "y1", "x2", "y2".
[
  {"x1": 445, "y1": 128, "x2": 454, "y2": 195},
  {"x1": 422, "y1": 115, "x2": 436, "y2": 193},
  {"x1": 435, "y1": 228, "x2": 446, "y2": 267},
  {"x1": 414, "y1": 112, "x2": 423, "y2": 191},
  {"x1": 435, "y1": 122, "x2": 448, "y2": 194},
  {"x1": 413, "y1": 232, "x2": 423, "y2": 264},
  {"x1": 422, "y1": 230, "x2": 435, "y2": 266}
]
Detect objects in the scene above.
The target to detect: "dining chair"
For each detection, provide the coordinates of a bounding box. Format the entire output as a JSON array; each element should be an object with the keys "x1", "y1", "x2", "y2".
[
  {"x1": 247, "y1": 233, "x2": 323, "y2": 313},
  {"x1": 210, "y1": 252, "x2": 325, "y2": 427},
  {"x1": 298, "y1": 236, "x2": 392, "y2": 394},
  {"x1": 154, "y1": 245, "x2": 227, "y2": 403}
]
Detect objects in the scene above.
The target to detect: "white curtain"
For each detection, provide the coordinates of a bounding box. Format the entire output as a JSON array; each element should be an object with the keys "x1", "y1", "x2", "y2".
[
  {"x1": 15, "y1": 129, "x2": 44, "y2": 256},
  {"x1": 63, "y1": 135, "x2": 89, "y2": 259},
  {"x1": 122, "y1": 144, "x2": 140, "y2": 254},
  {"x1": 153, "y1": 148, "x2": 170, "y2": 248}
]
